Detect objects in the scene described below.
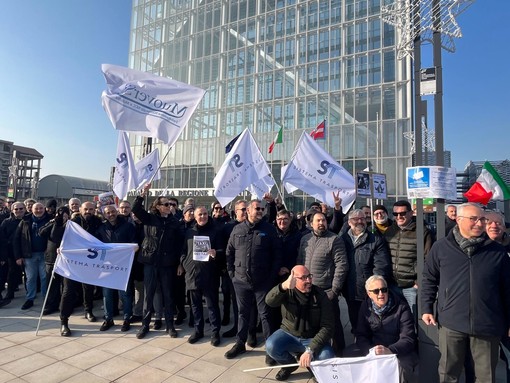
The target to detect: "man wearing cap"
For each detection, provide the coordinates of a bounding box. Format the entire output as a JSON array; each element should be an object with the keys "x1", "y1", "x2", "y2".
[{"x1": 372, "y1": 205, "x2": 393, "y2": 235}]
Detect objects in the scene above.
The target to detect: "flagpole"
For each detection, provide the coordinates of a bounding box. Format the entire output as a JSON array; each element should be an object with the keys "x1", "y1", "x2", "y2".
[
  {"x1": 243, "y1": 362, "x2": 299, "y2": 372},
  {"x1": 35, "y1": 261, "x2": 59, "y2": 335}
]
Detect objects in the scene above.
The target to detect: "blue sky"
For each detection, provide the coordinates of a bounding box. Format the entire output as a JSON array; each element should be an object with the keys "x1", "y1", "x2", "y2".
[{"x1": 0, "y1": 1, "x2": 507, "y2": 183}]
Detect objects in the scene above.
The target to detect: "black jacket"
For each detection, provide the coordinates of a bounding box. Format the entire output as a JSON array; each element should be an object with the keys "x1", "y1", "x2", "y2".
[
  {"x1": 0, "y1": 215, "x2": 23, "y2": 262},
  {"x1": 421, "y1": 231, "x2": 510, "y2": 337},
  {"x1": 226, "y1": 219, "x2": 282, "y2": 288},
  {"x1": 13, "y1": 214, "x2": 50, "y2": 260},
  {"x1": 356, "y1": 291, "x2": 417, "y2": 356},
  {"x1": 181, "y1": 218, "x2": 221, "y2": 290},
  {"x1": 96, "y1": 216, "x2": 136, "y2": 244},
  {"x1": 39, "y1": 220, "x2": 66, "y2": 264},
  {"x1": 341, "y1": 230, "x2": 392, "y2": 301},
  {"x1": 132, "y1": 196, "x2": 183, "y2": 267}
]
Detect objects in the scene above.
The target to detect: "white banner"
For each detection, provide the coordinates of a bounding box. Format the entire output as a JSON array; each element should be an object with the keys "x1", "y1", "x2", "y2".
[
  {"x1": 113, "y1": 131, "x2": 138, "y2": 200},
  {"x1": 101, "y1": 64, "x2": 206, "y2": 147},
  {"x1": 135, "y1": 148, "x2": 161, "y2": 190},
  {"x1": 281, "y1": 132, "x2": 356, "y2": 211},
  {"x1": 310, "y1": 353, "x2": 399, "y2": 383},
  {"x1": 213, "y1": 129, "x2": 272, "y2": 207},
  {"x1": 54, "y1": 222, "x2": 137, "y2": 291}
]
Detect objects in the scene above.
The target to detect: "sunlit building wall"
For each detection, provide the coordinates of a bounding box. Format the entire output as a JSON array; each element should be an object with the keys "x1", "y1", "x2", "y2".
[{"x1": 127, "y1": 0, "x2": 413, "y2": 211}]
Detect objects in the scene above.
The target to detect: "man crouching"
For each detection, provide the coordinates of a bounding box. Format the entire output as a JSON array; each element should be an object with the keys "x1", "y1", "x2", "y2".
[{"x1": 265, "y1": 265, "x2": 335, "y2": 381}]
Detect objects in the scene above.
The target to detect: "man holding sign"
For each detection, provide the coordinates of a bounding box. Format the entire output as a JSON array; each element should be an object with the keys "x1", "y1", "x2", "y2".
[{"x1": 179, "y1": 206, "x2": 222, "y2": 346}]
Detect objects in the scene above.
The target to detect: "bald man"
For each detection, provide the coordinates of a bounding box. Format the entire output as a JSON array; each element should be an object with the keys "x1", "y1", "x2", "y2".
[{"x1": 265, "y1": 265, "x2": 335, "y2": 381}]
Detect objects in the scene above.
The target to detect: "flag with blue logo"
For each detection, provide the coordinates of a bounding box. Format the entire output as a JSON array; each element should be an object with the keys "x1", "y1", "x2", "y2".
[
  {"x1": 113, "y1": 131, "x2": 138, "y2": 200},
  {"x1": 281, "y1": 132, "x2": 356, "y2": 211},
  {"x1": 135, "y1": 148, "x2": 161, "y2": 190},
  {"x1": 54, "y1": 222, "x2": 138, "y2": 291}
]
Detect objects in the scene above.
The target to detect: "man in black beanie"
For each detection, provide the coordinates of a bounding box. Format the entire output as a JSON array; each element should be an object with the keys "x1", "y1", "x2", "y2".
[{"x1": 45, "y1": 199, "x2": 57, "y2": 219}]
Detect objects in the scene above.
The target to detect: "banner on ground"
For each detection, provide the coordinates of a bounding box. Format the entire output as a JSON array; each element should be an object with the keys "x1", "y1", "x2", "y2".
[
  {"x1": 54, "y1": 221, "x2": 137, "y2": 291},
  {"x1": 310, "y1": 353, "x2": 399, "y2": 383},
  {"x1": 101, "y1": 63, "x2": 206, "y2": 147},
  {"x1": 213, "y1": 128, "x2": 272, "y2": 207},
  {"x1": 281, "y1": 132, "x2": 356, "y2": 211}
]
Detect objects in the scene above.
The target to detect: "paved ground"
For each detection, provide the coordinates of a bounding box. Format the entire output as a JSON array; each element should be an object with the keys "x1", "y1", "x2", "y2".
[{"x1": 0, "y1": 294, "x2": 506, "y2": 382}]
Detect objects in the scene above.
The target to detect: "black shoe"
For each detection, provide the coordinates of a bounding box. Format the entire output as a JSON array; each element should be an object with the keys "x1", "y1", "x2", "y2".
[
  {"x1": 121, "y1": 320, "x2": 131, "y2": 332},
  {"x1": 265, "y1": 355, "x2": 277, "y2": 366},
  {"x1": 61, "y1": 324, "x2": 72, "y2": 337},
  {"x1": 0, "y1": 298, "x2": 11, "y2": 308},
  {"x1": 211, "y1": 332, "x2": 220, "y2": 347},
  {"x1": 221, "y1": 315, "x2": 230, "y2": 326},
  {"x1": 247, "y1": 332, "x2": 258, "y2": 348},
  {"x1": 136, "y1": 326, "x2": 149, "y2": 339},
  {"x1": 100, "y1": 319, "x2": 114, "y2": 331},
  {"x1": 85, "y1": 312, "x2": 97, "y2": 322},
  {"x1": 188, "y1": 331, "x2": 204, "y2": 344},
  {"x1": 153, "y1": 319, "x2": 162, "y2": 330},
  {"x1": 175, "y1": 312, "x2": 186, "y2": 325},
  {"x1": 167, "y1": 327, "x2": 178, "y2": 338},
  {"x1": 225, "y1": 342, "x2": 246, "y2": 359},
  {"x1": 43, "y1": 307, "x2": 58, "y2": 316},
  {"x1": 222, "y1": 326, "x2": 237, "y2": 338},
  {"x1": 130, "y1": 315, "x2": 142, "y2": 323},
  {"x1": 21, "y1": 300, "x2": 33, "y2": 310},
  {"x1": 275, "y1": 366, "x2": 299, "y2": 381}
]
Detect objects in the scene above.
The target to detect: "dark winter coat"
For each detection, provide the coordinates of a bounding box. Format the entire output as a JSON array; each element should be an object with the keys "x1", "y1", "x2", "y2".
[
  {"x1": 13, "y1": 213, "x2": 50, "y2": 259},
  {"x1": 39, "y1": 220, "x2": 66, "y2": 264}
]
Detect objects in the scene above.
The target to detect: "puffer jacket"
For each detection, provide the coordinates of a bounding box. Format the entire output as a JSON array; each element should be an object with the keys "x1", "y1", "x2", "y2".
[
  {"x1": 341, "y1": 230, "x2": 392, "y2": 301},
  {"x1": 297, "y1": 230, "x2": 348, "y2": 297},
  {"x1": 384, "y1": 220, "x2": 433, "y2": 288}
]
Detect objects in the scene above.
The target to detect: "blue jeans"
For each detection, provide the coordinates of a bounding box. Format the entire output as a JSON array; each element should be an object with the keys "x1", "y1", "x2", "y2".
[
  {"x1": 103, "y1": 287, "x2": 132, "y2": 321},
  {"x1": 266, "y1": 328, "x2": 335, "y2": 365},
  {"x1": 401, "y1": 286, "x2": 417, "y2": 324},
  {"x1": 24, "y1": 252, "x2": 46, "y2": 301}
]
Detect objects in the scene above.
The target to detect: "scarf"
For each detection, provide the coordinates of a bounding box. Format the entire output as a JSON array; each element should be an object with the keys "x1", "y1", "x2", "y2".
[
  {"x1": 452, "y1": 226, "x2": 485, "y2": 256},
  {"x1": 371, "y1": 296, "x2": 393, "y2": 317},
  {"x1": 293, "y1": 289, "x2": 312, "y2": 334}
]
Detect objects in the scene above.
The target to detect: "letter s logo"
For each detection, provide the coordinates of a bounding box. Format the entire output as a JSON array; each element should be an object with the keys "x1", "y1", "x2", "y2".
[
  {"x1": 228, "y1": 154, "x2": 244, "y2": 172},
  {"x1": 116, "y1": 153, "x2": 127, "y2": 164},
  {"x1": 87, "y1": 248, "x2": 98, "y2": 259},
  {"x1": 317, "y1": 160, "x2": 341, "y2": 179}
]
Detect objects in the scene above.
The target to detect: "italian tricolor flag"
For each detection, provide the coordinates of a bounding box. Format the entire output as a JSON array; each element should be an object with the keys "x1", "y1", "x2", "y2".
[
  {"x1": 268, "y1": 127, "x2": 283, "y2": 153},
  {"x1": 464, "y1": 161, "x2": 510, "y2": 205}
]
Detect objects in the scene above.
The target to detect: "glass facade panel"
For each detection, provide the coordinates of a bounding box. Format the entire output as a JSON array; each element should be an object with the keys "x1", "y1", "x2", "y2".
[{"x1": 128, "y1": 0, "x2": 412, "y2": 203}]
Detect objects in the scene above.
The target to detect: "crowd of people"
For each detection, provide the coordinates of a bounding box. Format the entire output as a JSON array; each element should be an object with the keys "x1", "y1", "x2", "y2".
[{"x1": 0, "y1": 192, "x2": 509, "y2": 383}]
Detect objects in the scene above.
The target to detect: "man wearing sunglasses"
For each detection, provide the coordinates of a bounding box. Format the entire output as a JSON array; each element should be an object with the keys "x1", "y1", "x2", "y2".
[
  {"x1": 224, "y1": 199, "x2": 283, "y2": 361},
  {"x1": 384, "y1": 200, "x2": 434, "y2": 323},
  {"x1": 265, "y1": 265, "x2": 334, "y2": 381},
  {"x1": 422, "y1": 202, "x2": 510, "y2": 382}
]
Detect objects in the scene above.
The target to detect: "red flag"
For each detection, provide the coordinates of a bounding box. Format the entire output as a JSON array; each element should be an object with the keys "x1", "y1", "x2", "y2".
[{"x1": 310, "y1": 120, "x2": 326, "y2": 140}]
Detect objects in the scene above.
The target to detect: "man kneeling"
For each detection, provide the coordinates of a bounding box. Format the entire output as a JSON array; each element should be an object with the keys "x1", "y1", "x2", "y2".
[{"x1": 265, "y1": 265, "x2": 335, "y2": 381}]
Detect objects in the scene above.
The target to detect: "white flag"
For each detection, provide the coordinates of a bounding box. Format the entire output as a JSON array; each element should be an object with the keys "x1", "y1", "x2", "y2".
[
  {"x1": 113, "y1": 132, "x2": 138, "y2": 200},
  {"x1": 246, "y1": 174, "x2": 275, "y2": 200},
  {"x1": 281, "y1": 132, "x2": 356, "y2": 211},
  {"x1": 310, "y1": 353, "x2": 399, "y2": 383},
  {"x1": 101, "y1": 64, "x2": 206, "y2": 147},
  {"x1": 54, "y1": 221, "x2": 137, "y2": 291},
  {"x1": 213, "y1": 129, "x2": 272, "y2": 207},
  {"x1": 135, "y1": 148, "x2": 161, "y2": 190}
]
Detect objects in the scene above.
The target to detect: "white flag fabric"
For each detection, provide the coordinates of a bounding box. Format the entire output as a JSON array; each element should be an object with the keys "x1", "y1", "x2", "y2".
[
  {"x1": 135, "y1": 148, "x2": 161, "y2": 190},
  {"x1": 113, "y1": 131, "x2": 138, "y2": 200},
  {"x1": 54, "y1": 221, "x2": 137, "y2": 291},
  {"x1": 310, "y1": 353, "x2": 399, "y2": 383},
  {"x1": 213, "y1": 129, "x2": 272, "y2": 207},
  {"x1": 246, "y1": 174, "x2": 275, "y2": 200},
  {"x1": 281, "y1": 132, "x2": 356, "y2": 211},
  {"x1": 101, "y1": 64, "x2": 206, "y2": 147}
]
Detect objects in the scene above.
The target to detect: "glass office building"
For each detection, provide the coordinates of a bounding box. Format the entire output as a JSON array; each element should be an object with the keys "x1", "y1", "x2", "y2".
[{"x1": 127, "y1": 0, "x2": 412, "y2": 210}]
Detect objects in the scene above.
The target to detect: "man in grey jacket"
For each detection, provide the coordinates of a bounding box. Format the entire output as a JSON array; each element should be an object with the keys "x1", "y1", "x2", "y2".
[{"x1": 297, "y1": 210, "x2": 348, "y2": 355}]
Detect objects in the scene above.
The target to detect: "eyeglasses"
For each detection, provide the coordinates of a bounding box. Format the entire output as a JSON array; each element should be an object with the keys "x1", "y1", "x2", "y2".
[
  {"x1": 160, "y1": 202, "x2": 175, "y2": 207},
  {"x1": 237, "y1": 207, "x2": 247, "y2": 212},
  {"x1": 368, "y1": 287, "x2": 388, "y2": 294},
  {"x1": 254, "y1": 207, "x2": 265, "y2": 212},
  {"x1": 349, "y1": 217, "x2": 365, "y2": 222},
  {"x1": 214, "y1": 206, "x2": 222, "y2": 210},
  {"x1": 392, "y1": 211, "x2": 409, "y2": 217},
  {"x1": 486, "y1": 220, "x2": 503, "y2": 226},
  {"x1": 13, "y1": 208, "x2": 25, "y2": 211},
  {"x1": 277, "y1": 217, "x2": 290, "y2": 221},
  {"x1": 295, "y1": 274, "x2": 313, "y2": 281},
  {"x1": 459, "y1": 216, "x2": 487, "y2": 224},
  {"x1": 374, "y1": 212, "x2": 386, "y2": 216}
]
